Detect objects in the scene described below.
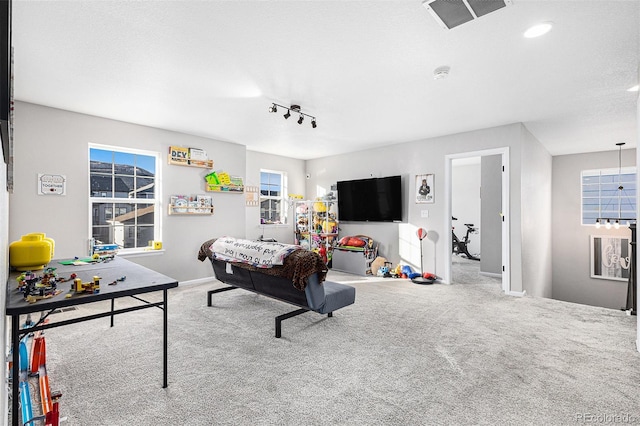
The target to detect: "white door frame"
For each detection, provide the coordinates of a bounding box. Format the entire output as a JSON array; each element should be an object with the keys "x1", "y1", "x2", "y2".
[{"x1": 444, "y1": 147, "x2": 510, "y2": 293}]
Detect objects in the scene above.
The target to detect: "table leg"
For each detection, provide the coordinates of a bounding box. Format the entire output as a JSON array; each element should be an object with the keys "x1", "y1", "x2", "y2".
[
  {"x1": 11, "y1": 315, "x2": 19, "y2": 426},
  {"x1": 163, "y1": 288, "x2": 168, "y2": 388},
  {"x1": 110, "y1": 299, "x2": 115, "y2": 327}
]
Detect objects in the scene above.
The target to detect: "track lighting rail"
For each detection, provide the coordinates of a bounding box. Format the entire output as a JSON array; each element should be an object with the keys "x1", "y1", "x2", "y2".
[{"x1": 269, "y1": 103, "x2": 317, "y2": 128}]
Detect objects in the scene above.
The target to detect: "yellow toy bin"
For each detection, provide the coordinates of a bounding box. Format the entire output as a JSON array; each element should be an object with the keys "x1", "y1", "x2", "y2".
[{"x1": 9, "y1": 233, "x2": 55, "y2": 271}]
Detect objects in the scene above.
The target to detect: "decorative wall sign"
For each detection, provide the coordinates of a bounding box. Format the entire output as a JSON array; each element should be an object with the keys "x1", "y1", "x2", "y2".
[
  {"x1": 245, "y1": 185, "x2": 259, "y2": 206},
  {"x1": 590, "y1": 235, "x2": 631, "y2": 281},
  {"x1": 38, "y1": 173, "x2": 66, "y2": 195},
  {"x1": 415, "y1": 174, "x2": 434, "y2": 204}
]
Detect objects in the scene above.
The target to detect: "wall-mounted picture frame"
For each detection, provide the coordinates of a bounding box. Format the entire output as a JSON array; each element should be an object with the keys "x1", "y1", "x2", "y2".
[
  {"x1": 415, "y1": 174, "x2": 434, "y2": 204},
  {"x1": 590, "y1": 235, "x2": 631, "y2": 282}
]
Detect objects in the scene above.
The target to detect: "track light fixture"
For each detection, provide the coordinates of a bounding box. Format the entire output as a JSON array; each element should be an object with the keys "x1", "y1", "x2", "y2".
[{"x1": 269, "y1": 103, "x2": 317, "y2": 129}]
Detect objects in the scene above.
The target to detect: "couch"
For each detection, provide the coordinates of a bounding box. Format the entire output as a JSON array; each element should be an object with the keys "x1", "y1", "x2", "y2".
[{"x1": 198, "y1": 238, "x2": 356, "y2": 338}]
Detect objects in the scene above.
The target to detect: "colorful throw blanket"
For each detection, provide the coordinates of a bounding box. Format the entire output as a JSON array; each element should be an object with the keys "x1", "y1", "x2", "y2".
[
  {"x1": 209, "y1": 237, "x2": 300, "y2": 268},
  {"x1": 198, "y1": 238, "x2": 327, "y2": 290}
]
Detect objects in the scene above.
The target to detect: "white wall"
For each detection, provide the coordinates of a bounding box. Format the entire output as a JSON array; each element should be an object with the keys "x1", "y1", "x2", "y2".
[
  {"x1": 245, "y1": 150, "x2": 306, "y2": 244},
  {"x1": 552, "y1": 148, "x2": 636, "y2": 308},
  {"x1": 521, "y1": 126, "x2": 553, "y2": 298},
  {"x1": 306, "y1": 123, "x2": 531, "y2": 292},
  {"x1": 10, "y1": 102, "x2": 247, "y2": 282}
]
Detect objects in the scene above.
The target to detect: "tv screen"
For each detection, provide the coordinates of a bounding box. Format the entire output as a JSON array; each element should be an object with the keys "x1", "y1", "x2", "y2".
[{"x1": 337, "y1": 176, "x2": 402, "y2": 222}]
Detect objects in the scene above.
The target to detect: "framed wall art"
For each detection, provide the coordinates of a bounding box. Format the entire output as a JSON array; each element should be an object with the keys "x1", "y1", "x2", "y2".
[
  {"x1": 590, "y1": 235, "x2": 631, "y2": 281},
  {"x1": 415, "y1": 174, "x2": 434, "y2": 204}
]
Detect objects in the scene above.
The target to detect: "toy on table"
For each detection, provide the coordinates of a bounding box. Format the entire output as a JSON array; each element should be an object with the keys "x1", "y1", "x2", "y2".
[
  {"x1": 16, "y1": 269, "x2": 64, "y2": 304},
  {"x1": 108, "y1": 276, "x2": 126, "y2": 286},
  {"x1": 66, "y1": 276, "x2": 101, "y2": 297}
]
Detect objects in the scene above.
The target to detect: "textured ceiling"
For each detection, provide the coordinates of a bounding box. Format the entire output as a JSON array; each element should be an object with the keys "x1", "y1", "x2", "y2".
[{"x1": 11, "y1": 0, "x2": 640, "y2": 160}]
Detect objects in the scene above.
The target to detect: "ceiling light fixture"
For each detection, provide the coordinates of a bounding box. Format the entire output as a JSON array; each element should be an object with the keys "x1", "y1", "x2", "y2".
[
  {"x1": 433, "y1": 65, "x2": 450, "y2": 80},
  {"x1": 270, "y1": 103, "x2": 317, "y2": 129},
  {"x1": 628, "y1": 84, "x2": 639, "y2": 92},
  {"x1": 524, "y1": 21, "x2": 553, "y2": 38},
  {"x1": 596, "y1": 142, "x2": 636, "y2": 228}
]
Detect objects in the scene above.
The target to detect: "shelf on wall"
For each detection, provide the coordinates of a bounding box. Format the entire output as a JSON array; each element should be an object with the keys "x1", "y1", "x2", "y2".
[
  {"x1": 205, "y1": 184, "x2": 244, "y2": 193},
  {"x1": 167, "y1": 155, "x2": 214, "y2": 168},
  {"x1": 168, "y1": 205, "x2": 214, "y2": 215}
]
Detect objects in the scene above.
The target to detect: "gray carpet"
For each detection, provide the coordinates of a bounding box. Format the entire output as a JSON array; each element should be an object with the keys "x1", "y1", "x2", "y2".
[{"x1": 25, "y1": 270, "x2": 639, "y2": 425}]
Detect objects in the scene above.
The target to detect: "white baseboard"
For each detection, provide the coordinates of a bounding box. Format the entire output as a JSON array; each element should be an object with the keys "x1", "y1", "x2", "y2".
[
  {"x1": 507, "y1": 290, "x2": 527, "y2": 297},
  {"x1": 479, "y1": 271, "x2": 502, "y2": 278}
]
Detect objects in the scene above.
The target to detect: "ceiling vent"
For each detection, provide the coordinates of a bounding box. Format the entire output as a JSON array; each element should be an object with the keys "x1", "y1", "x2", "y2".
[{"x1": 422, "y1": 0, "x2": 512, "y2": 30}]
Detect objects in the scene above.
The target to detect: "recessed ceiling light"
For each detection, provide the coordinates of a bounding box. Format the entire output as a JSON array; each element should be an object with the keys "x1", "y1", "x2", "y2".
[
  {"x1": 524, "y1": 22, "x2": 553, "y2": 38},
  {"x1": 628, "y1": 84, "x2": 639, "y2": 92}
]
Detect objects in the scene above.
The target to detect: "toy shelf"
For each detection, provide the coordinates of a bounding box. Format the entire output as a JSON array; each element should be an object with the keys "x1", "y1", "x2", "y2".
[
  {"x1": 167, "y1": 156, "x2": 214, "y2": 168},
  {"x1": 205, "y1": 184, "x2": 244, "y2": 193},
  {"x1": 168, "y1": 205, "x2": 215, "y2": 215}
]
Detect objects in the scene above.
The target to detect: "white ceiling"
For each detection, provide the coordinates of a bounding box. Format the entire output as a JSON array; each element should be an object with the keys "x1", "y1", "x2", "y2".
[{"x1": 11, "y1": 0, "x2": 640, "y2": 160}]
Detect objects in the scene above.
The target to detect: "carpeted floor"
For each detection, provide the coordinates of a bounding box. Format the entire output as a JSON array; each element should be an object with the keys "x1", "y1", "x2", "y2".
[{"x1": 18, "y1": 268, "x2": 640, "y2": 425}]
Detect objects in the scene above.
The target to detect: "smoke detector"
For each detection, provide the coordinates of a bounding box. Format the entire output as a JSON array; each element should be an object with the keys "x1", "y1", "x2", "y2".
[{"x1": 433, "y1": 66, "x2": 451, "y2": 80}]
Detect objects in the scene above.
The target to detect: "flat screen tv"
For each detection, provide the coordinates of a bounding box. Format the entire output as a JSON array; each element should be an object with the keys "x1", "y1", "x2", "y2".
[{"x1": 337, "y1": 175, "x2": 402, "y2": 222}]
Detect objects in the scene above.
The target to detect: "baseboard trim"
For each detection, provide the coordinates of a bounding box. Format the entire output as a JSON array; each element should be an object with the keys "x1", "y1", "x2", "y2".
[
  {"x1": 179, "y1": 277, "x2": 216, "y2": 287},
  {"x1": 479, "y1": 271, "x2": 502, "y2": 278},
  {"x1": 507, "y1": 290, "x2": 527, "y2": 297}
]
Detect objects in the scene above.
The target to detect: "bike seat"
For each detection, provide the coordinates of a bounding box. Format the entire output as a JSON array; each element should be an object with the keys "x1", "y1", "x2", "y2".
[{"x1": 464, "y1": 223, "x2": 474, "y2": 227}]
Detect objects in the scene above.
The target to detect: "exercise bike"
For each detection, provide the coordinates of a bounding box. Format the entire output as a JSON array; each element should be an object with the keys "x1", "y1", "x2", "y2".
[{"x1": 452, "y1": 216, "x2": 480, "y2": 261}]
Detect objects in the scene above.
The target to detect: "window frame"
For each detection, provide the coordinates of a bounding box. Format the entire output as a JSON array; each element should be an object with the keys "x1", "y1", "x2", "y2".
[
  {"x1": 88, "y1": 143, "x2": 162, "y2": 253},
  {"x1": 259, "y1": 169, "x2": 288, "y2": 225},
  {"x1": 581, "y1": 166, "x2": 637, "y2": 226}
]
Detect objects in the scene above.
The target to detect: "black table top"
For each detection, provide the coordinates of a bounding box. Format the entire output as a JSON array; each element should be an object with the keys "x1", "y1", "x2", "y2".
[{"x1": 6, "y1": 256, "x2": 179, "y2": 316}]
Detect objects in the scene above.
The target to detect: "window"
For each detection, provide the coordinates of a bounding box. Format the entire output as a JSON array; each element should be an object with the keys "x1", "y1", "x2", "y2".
[
  {"x1": 581, "y1": 167, "x2": 636, "y2": 225},
  {"x1": 89, "y1": 145, "x2": 160, "y2": 251},
  {"x1": 260, "y1": 170, "x2": 287, "y2": 224}
]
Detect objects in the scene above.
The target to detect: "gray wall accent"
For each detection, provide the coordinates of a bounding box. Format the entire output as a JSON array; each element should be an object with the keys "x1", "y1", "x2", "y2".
[
  {"x1": 520, "y1": 127, "x2": 553, "y2": 298},
  {"x1": 452, "y1": 160, "x2": 481, "y2": 256},
  {"x1": 306, "y1": 123, "x2": 531, "y2": 293},
  {"x1": 552, "y1": 148, "x2": 636, "y2": 309},
  {"x1": 10, "y1": 102, "x2": 246, "y2": 282},
  {"x1": 480, "y1": 154, "x2": 502, "y2": 274},
  {"x1": 245, "y1": 150, "x2": 306, "y2": 244}
]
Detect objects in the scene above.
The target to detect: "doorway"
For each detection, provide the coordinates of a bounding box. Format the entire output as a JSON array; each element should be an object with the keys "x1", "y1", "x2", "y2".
[{"x1": 444, "y1": 148, "x2": 510, "y2": 293}]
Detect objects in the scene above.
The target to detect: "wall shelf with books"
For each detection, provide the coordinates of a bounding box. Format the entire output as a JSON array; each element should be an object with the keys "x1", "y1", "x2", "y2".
[
  {"x1": 168, "y1": 146, "x2": 214, "y2": 168},
  {"x1": 168, "y1": 195, "x2": 214, "y2": 215},
  {"x1": 204, "y1": 171, "x2": 244, "y2": 193}
]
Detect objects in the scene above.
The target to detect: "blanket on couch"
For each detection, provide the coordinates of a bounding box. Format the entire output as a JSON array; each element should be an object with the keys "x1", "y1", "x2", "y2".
[{"x1": 198, "y1": 238, "x2": 328, "y2": 290}]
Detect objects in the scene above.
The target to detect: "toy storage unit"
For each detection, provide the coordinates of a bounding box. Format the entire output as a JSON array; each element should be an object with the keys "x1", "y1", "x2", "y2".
[
  {"x1": 331, "y1": 247, "x2": 372, "y2": 276},
  {"x1": 294, "y1": 199, "x2": 339, "y2": 264}
]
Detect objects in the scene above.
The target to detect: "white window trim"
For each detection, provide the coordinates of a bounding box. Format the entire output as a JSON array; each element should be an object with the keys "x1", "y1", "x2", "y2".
[
  {"x1": 88, "y1": 143, "x2": 162, "y2": 254},
  {"x1": 260, "y1": 169, "x2": 288, "y2": 225}
]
